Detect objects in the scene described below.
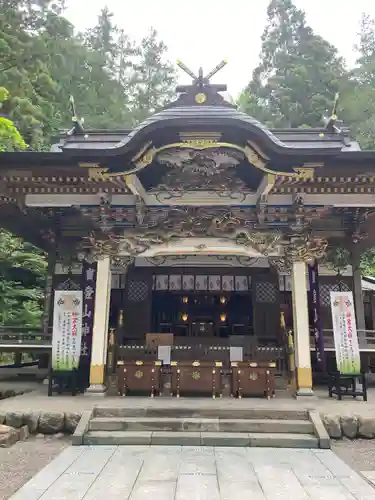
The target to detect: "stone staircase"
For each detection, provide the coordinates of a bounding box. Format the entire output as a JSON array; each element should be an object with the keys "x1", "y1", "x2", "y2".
[{"x1": 73, "y1": 407, "x2": 330, "y2": 449}]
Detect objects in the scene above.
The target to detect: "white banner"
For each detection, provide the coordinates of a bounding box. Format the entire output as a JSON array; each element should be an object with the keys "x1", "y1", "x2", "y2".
[
  {"x1": 330, "y1": 291, "x2": 361, "y2": 374},
  {"x1": 52, "y1": 290, "x2": 83, "y2": 372}
]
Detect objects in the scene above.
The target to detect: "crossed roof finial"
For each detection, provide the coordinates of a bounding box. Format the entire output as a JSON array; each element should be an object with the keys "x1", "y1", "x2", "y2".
[
  {"x1": 176, "y1": 59, "x2": 228, "y2": 87},
  {"x1": 68, "y1": 95, "x2": 85, "y2": 135},
  {"x1": 323, "y1": 93, "x2": 341, "y2": 134}
]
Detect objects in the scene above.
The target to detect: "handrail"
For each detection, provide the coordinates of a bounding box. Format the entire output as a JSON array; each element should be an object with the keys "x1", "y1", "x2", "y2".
[
  {"x1": 309, "y1": 328, "x2": 375, "y2": 349},
  {"x1": 0, "y1": 326, "x2": 52, "y2": 345}
]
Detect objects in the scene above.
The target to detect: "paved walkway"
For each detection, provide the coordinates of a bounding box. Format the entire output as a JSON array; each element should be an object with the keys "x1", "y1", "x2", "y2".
[
  {"x1": 1, "y1": 385, "x2": 375, "y2": 416},
  {"x1": 8, "y1": 445, "x2": 375, "y2": 500}
]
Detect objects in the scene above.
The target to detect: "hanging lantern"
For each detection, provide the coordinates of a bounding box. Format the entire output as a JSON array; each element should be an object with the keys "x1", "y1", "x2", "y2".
[
  {"x1": 182, "y1": 296, "x2": 188, "y2": 303},
  {"x1": 220, "y1": 313, "x2": 227, "y2": 322},
  {"x1": 181, "y1": 312, "x2": 188, "y2": 322},
  {"x1": 220, "y1": 296, "x2": 226, "y2": 304}
]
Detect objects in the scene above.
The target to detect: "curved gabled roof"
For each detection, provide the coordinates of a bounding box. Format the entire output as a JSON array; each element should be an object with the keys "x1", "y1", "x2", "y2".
[
  {"x1": 56, "y1": 106, "x2": 356, "y2": 158},
  {"x1": 115, "y1": 105, "x2": 288, "y2": 151}
]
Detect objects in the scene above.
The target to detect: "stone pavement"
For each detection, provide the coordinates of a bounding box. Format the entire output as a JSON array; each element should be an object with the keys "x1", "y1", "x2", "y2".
[
  {"x1": 1, "y1": 385, "x2": 375, "y2": 417},
  {"x1": 8, "y1": 445, "x2": 375, "y2": 500}
]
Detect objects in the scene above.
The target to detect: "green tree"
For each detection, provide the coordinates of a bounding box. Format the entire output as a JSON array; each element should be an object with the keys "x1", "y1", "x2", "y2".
[
  {"x1": 360, "y1": 249, "x2": 375, "y2": 276},
  {"x1": 77, "y1": 7, "x2": 135, "y2": 128},
  {"x1": 239, "y1": 0, "x2": 346, "y2": 128},
  {"x1": 128, "y1": 28, "x2": 176, "y2": 124},
  {"x1": 0, "y1": 85, "x2": 46, "y2": 326},
  {"x1": 0, "y1": 230, "x2": 47, "y2": 326},
  {"x1": 0, "y1": 1, "x2": 60, "y2": 149},
  {"x1": 0, "y1": 88, "x2": 28, "y2": 151},
  {"x1": 340, "y1": 14, "x2": 375, "y2": 149}
]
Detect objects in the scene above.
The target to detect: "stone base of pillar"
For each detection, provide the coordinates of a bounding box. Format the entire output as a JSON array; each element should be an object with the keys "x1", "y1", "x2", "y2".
[
  {"x1": 85, "y1": 384, "x2": 107, "y2": 396},
  {"x1": 294, "y1": 387, "x2": 317, "y2": 400}
]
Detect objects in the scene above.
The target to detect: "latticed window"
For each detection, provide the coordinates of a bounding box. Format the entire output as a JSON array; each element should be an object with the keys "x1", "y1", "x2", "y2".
[
  {"x1": 127, "y1": 280, "x2": 149, "y2": 302},
  {"x1": 319, "y1": 282, "x2": 351, "y2": 306},
  {"x1": 255, "y1": 282, "x2": 277, "y2": 303}
]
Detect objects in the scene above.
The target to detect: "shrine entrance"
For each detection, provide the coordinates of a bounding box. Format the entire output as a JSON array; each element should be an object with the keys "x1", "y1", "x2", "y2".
[
  {"x1": 111, "y1": 263, "x2": 283, "y2": 347},
  {"x1": 151, "y1": 291, "x2": 253, "y2": 339},
  {"x1": 107, "y1": 258, "x2": 288, "y2": 399}
]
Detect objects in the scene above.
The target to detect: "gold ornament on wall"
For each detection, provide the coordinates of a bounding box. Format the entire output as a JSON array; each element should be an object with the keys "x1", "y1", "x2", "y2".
[{"x1": 195, "y1": 92, "x2": 207, "y2": 104}]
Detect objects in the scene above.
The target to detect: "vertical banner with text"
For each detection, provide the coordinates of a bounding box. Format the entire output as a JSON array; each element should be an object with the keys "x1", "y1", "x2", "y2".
[
  {"x1": 52, "y1": 290, "x2": 83, "y2": 371},
  {"x1": 80, "y1": 262, "x2": 97, "y2": 367},
  {"x1": 308, "y1": 261, "x2": 326, "y2": 371},
  {"x1": 330, "y1": 291, "x2": 361, "y2": 374}
]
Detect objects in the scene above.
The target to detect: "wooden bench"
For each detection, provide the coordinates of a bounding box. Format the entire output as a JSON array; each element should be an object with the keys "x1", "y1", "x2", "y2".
[
  {"x1": 230, "y1": 361, "x2": 276, "y2": 399},
  {"x1": 328, "y1": 371, "x2": 368, "y2": 401},
  {"x1": 116, "y1": 360, "x2": 162, "y2": 397},
  {"x1": 47, "y1": 368, "x2": 86, "y2": 396},
  {"x1": 170, "y1": 360, "x2": 222, "y2": 398}
]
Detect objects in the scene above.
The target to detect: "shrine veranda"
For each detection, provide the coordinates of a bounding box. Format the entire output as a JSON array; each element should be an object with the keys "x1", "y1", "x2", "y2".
[{"x1": 1, "y1": 63, "x2": 375, "y2": 398}]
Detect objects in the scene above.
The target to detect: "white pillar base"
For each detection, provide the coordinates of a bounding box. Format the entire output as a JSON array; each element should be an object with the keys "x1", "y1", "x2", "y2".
[
  {"x1": 85, "y1": 384, "x2": 107, "y2": 396},
  {"x1": 294, "y1": 387, "x2": 317, "y2": 399}
]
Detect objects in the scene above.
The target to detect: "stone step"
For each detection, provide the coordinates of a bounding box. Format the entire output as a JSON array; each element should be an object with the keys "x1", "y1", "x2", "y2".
[
  {"x1": 89, "y1": 417, "x2": 314, "y2": 434},
  {"x1": 93, "y1": 407, "x2": 309, "y2": 421},
  {"x1": 83, "y1": 430, "x2": 319, "y2": 448}
]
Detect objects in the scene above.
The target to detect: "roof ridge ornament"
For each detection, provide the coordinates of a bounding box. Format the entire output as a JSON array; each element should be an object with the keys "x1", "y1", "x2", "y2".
[
  {"x1": 167, "y1": 59, "x2": 234, "y2": 108},
  {"x1": 322, "y1": 92, "x2": 342, "y2": 135},
  {"x1": 176, "y1": 59, "x2": 228, "y2": 88},
  {"x1": 67, "y1": 95, "x2": 85, "y2": 136}
]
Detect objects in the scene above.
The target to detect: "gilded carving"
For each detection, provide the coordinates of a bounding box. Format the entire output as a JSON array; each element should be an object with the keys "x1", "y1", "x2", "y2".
[
  {"x1": 154, "y1": 146, "x2": 249, "y2": 192},
  {"x1": 111, "y1": 256, "x2": 135, "y2": 270},
  {"x1": 235, "y1": 229, "x2": 282, "y2": 256},
  {"x1": 284, "y1": 234, "x2": 328, "y2": 265},
  {"x1": 82, "y1": 207, "x2": 286, "y2": 257},
  {"x1": 269, "y1": 257, "x2": 290, "y2": 274},
  {"x1": 109, "y1": 140, "x2": 310, "y2": 179}
]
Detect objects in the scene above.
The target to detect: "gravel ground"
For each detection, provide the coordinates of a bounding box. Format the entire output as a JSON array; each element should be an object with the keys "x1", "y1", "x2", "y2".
[
  {"x1": 332, "y1": 439, "x2": 375, "y2": 472},
  {"x1": 0, "y1": 436, "x2": 71, "y2": 500}
]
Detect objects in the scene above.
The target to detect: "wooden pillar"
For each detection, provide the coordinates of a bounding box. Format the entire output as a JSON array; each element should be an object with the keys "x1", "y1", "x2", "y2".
[
  {"x1": 291, "y1": 260, "x2": 314, "y2": 397},
  {"x1": 40, "y1": 250, "x2": 56, "y2": 373},
  {"x1": 86, "y1": 256, "x2": 111, "y2": 395},
  {"x1": 351, "y1": 247, "x2": 366, "y2": 347}
]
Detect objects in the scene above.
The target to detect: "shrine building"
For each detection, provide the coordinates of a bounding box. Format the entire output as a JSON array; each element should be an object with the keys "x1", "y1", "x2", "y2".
[{"x1": 1, "y1": 61, "x2": 375, "y2": 398}]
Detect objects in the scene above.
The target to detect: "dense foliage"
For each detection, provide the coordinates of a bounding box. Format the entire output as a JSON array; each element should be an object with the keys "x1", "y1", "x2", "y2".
[
  {"x1": 238, "y1": 0, "x2": 375, "y2": 275},
  {"x1": 3, "y1": 0, "x2": 375, "y2": 326},
  {"x1": 238, "y1": 0, "x2": 375, "y2": 149},
  {"x1": 0, "y1": 230, "x2": 46, "y2": 327},
  {"x1": 0, "y1": 1, "x2": 176, "y2": 148}
]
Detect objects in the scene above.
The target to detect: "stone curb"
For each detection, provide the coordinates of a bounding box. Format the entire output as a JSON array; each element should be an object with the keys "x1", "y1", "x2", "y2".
[
  {"x1": 0, "y1": 424, "x2": 29, "y2": 448},
  {"x1": 0, "y1": 410, "x2": 83, "y2": 435},
  {"x1": 309, "y1": 410, "x2": 331, "y2": 449},
  {"x1": 72, "y1": 410, "x2": 93, "y2": 446},
  {"x1": 320, "y1": 413, "x2": 375, "y2": 439}
]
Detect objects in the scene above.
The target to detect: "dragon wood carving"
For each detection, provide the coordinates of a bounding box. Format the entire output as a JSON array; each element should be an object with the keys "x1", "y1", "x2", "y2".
[
  {"x1": 153, "y1": 147, "x2": 251, "y2": 192},
  {"x1": 82, "y1": 207, "x2": 285, "y2": 257},
  {"x1": 284, "y1": 234, "x2": 328, "y2": 266}
]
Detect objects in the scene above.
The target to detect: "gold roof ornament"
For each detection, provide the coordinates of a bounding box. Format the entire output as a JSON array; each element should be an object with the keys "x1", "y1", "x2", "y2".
[
  {"x1": 174, "y1": 60, "x2": 229, "y2": 106},
  {"x1": 323, "y1": 92, "x2": 341, "y2": 135}
]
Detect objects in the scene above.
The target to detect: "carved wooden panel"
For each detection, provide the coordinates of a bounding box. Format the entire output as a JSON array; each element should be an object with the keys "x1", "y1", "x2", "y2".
[
  {"x1": 253, "y1": 274, "x2": 280, "y2": 340},
  {"x1": 128, "y1": 280, "x2": 149, "y2": 302},
  {"x1": 320, "y1": 282, "x2": 351, "y2": 307},
  {"x1": 255, "y1": 281, "x2": 277, "y2": 304},
  {"x1": 124, "y1": 268, "x2": 153, "y2": 340}
]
